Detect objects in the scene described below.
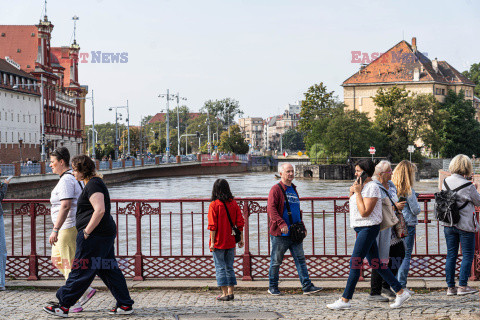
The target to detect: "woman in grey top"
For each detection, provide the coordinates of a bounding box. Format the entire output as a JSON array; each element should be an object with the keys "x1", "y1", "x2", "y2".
[{"x1": 442, "y1": 154, "x2": 480, "y2": 296}]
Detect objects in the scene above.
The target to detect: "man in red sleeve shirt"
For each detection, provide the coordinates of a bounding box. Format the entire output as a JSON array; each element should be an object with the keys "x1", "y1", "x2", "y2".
[{"x1": 267, "y1": 163, "x2": 322, "y2": 296}]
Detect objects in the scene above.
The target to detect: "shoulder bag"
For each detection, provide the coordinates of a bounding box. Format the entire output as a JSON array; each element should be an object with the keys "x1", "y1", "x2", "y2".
[
  {"x1": 220, "y1": 200, "x2": 241, "y2": 243},
  {"x1": 277, "y1": 183, "x2": 306, "y2": 244}
]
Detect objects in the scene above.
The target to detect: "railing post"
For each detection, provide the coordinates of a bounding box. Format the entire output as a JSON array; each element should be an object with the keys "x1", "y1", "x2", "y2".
[
  {"x1": 141, "y1": 158, "x2": 145, "y2": 167},
  {"x1": 470, "y1": 211, "x2": 480, "y2": 281},
  {"x1": 176, "y1": 155, "x2": 181, "y2": 164},
  {"x1": 132, "y1": 158, "x2": 135, "y2": 167},
  {"x1": 122, "y1": 159, "x2": 126, "y2": 168},
  {"x1": 95, "y1": 160, "x2": 100, "y2": 170},
  {"x1": 133, "y1": 201, "x2": 144, "y2": 280},
  {"x1": 155, "y1": 156, "x2": 160, "y2": 165},
  {"x1": 242, "y1": 201, "x2": 252, "y2": 281},
  {"x1": 28, "y1": 203, "x2": 38, "y2": 280},
  {"x1": 14, "y1": 162, "x2": 21, "y2": 176},
  {"x1": 40, "y1": 161, "x2": 46, "y2": 174},
  {"x1": 108, "y1": 159, "x2": 113, "y2": 170}
]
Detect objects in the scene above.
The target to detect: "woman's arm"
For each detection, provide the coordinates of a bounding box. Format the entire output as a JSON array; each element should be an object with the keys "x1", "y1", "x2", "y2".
[
  {"x1": 355, "y1": 194, "x2": 378, "y2": 217},
  {"x1": 84, "y1": 192, "x2": 105, "y2": 237},
  {"x1": 210, "y1": 230, "x2": 216, "y2": 251},
  {"x1": 406, "y1": 190, "x2": 421, "y2": 216},
  {"x1": 0, "y1": 182, "x2": 8, "y2": 202},
  {"x1": 49, "y1": 199, "x2": 72, "y2": 245}
]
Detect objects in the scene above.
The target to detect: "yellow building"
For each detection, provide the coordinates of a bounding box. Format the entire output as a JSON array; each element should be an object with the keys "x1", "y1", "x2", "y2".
[{"x1": 342, "y1": 37, "x2": 476, "y2": 120}]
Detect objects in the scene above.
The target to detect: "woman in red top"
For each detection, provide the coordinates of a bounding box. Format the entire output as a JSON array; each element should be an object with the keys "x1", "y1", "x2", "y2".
[{"x1": 208, "y1": 179, "x2": 245, "y2": 301}]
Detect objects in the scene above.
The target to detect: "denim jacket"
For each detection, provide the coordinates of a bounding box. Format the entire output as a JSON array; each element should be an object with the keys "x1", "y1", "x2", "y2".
[
  {"x1": 402, "y1": 187, "x2": 421, "y2": 226},
  {"x1": 0, "y1": 182, "x2": 7, "y2": 216}
]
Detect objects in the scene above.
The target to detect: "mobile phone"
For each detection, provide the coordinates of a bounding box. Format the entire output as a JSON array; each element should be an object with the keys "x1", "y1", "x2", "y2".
[
  {"x1": 356, "y1": 171, "x2": 368, "y2": 184},
  {"x1": 398, "y1": 196, "x2": 407, "y2": 202}
]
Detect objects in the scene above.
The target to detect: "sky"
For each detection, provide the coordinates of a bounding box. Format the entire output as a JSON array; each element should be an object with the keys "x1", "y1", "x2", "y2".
[{"x1": 1, "y1": 0, "x2": 479, "y2": 126}]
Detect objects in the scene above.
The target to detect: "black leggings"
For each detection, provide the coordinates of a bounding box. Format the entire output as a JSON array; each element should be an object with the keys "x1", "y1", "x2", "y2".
[{"x1": 370, "y1": 241, "x2": 405, "y2": 295}]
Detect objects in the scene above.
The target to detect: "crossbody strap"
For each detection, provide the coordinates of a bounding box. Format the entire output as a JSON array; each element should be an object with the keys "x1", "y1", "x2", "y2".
[
  {"x1": 277, "y1": 183, "x2": 294, "y2": 225},
  {"x1": 220, "y1": 200, "x2": 236, "y2": 230},
  {"x1": 62, "y1": 171, "x2": 84, "y2": 190},
  {"x1": 378, "y1": 185, "x2": 400, "y2": 214}
]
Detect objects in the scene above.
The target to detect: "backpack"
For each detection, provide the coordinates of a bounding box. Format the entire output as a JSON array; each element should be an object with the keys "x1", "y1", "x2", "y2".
[{"x1": 434, "y1": 179, "x2": 471, "y2": 225}]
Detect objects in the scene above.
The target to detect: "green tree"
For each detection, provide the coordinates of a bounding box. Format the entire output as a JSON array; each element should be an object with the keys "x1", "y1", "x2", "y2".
[
  {"x1": 373, "y1": 87, "x2": 442, "y2": 162},
  {"x1": 201, "y1": 98, "x2": 244, "y2": 134},
  {"x1": 309, "y1": 143, "x2": 327, "y2": 164},
  {"x1": 298, "y1": 83, "x2": 341, "y2": 134},
  {"x1": 462, "y1": 63, "x2": 480, "y2": 96},
  {"x1": 439, "y1": 90, "x2": 480, "y2": 157},
  {"x1": 282, "y1": 129, "x2": 305, "y2": 151},
  {"x1": 219, "y1": 125, "x2": 249, "y2": 154},
  {"x1": 324, "y1": 109, "x2": 386, "y2": 157}
]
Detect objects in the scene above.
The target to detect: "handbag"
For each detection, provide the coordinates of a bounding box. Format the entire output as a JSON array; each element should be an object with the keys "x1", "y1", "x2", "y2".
[
  {"x1": 220, "y1": 200, "x2": 241, "y2": 243},
  {"x1": 379, "y1": 197, "x2": 399, "y2": 231},
  {"x1": 277, "y1": 183, "x2": 306, "y2": 244},
  {"x1": 379, "y1": 185, "x2": 408, "y2": 238}
]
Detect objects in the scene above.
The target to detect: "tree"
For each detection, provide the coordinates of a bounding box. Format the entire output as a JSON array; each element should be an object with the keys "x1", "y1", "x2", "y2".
[
  {"x1": 373, "y1": 87, "x2": 443, "y2": 162},
  {"x1": 324, "y1": 109, "x2": 386, "y2": 157},
  {"x1": 219, "y1": 125, "x2": 249, "y2": 154},
  {"x1": 201, "y1": 98, "x2": 244, "y2": 133},
  {"x1": 282, "y1": 129, "x2": 305, "y2": 151},
  {"x1": 463, "y1": 63, "x2": 480, "y2": 96},
  {"x1": 298, "y1": 83, "x2": 341, "y2": 134},
  {"x1": 438, "y1": 90, "x2": 480, "y2": 158}
]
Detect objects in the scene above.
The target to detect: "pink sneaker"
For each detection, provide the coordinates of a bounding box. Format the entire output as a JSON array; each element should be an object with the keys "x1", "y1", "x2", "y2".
[
  {"x1": 78, "y1": 287, "x2": 96, "y2": 306},
  {"x1": 70, "y1": 302, "x2": 83, "y2": 313}
]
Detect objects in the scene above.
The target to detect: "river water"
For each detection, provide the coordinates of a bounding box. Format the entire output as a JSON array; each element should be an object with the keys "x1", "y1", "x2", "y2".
[{"x1": 108, "y1": 172, "x2": 439, "y2": 199}]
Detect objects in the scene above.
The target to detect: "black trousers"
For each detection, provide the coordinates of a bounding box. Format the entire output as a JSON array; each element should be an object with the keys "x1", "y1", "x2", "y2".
[
  {"x1": 370, "y1": 240, "x2": 405, "y2": 295},
  {"x1": 56, "y1": 232, "x2": 134, "y2": 308}
]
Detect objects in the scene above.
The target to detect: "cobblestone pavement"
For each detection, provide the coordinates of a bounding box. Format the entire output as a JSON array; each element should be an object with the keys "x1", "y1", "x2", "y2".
[{"x1": 0, "y1": 288, "x2": 479, "y2": 320}]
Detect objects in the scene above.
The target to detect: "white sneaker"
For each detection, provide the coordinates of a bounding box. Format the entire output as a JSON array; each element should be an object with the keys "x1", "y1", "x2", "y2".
[
  {"x1": 390, "y1": 290, "x2": 411, "y2": 308},
  {"x1": 327, "y1": 298, "x2": 351, "y2": 310},
  {"x1": 404, "y1": 288, "x2": 414, "y2": 295}
]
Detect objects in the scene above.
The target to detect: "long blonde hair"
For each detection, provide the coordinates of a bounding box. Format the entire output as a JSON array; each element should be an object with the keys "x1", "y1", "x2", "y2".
[{"x1": 392, "y1": 160, "x2": 416, "y2": 197}]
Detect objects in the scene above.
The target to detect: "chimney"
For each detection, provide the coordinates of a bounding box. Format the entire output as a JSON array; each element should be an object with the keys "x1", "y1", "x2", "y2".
[
  {"x1": 412, "y1": 37, "x2": 417, "y2": 52},
  {"x1": 432, "y1": 58, "x2": 439, "y2": 73}
]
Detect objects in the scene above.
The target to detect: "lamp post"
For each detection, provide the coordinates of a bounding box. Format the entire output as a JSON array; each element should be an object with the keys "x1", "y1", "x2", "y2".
[
  {"x1": 108, "y1": 107, "x2": 122, "y2": 159},
  {"x1": 18, "y1": 139, "x2": 23, "y2": 163},
  {"x1": 159, "y1": 90, "x2": 175, "y2": 163},
  {"x1": 171, "y1": 93, "x2": 187, "y2": 156},
  {"x1": 13, "y1": 76, "x2": 46, "y2": 161},
  {"x1": 109, "y1": 102, "x2": 130, "y2": 156},
  {"x1": 71, "y1": 90, "x2": 95, "y2": 159}
]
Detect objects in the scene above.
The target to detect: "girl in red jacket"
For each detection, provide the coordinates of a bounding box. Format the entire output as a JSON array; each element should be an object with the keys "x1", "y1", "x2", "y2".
[{"x1": 208, "y1": 179, "x2": 245, "y2": 301}]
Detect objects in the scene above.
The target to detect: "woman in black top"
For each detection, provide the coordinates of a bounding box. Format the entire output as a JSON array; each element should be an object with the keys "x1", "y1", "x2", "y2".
[{"x1": 43, "y1": 155, "x2": 134, "y2": 317}]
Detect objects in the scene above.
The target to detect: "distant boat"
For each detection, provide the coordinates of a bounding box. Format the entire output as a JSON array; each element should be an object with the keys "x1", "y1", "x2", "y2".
[{"x1": 274, "y1": 173, "x2": 281, "y2": 179}]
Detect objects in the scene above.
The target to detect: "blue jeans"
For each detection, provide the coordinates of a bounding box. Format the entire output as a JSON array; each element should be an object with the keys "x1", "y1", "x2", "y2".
[
  {"x1": 0, "y1": 214, "x2": 6, "y2": 288},
  {"x1": 343, "y1": 225, "x2": 402, "y2": 300},
  {"x1": 212, "y1": 248, "x2": 237, "y2": 287},
  {"x1": 444, "y1": 226, "x2": 475, "y2": 287},
  {"x1": 397, "y1": 225, "x2": 416, "y2": 288},
  {"x1": 269, "y1": 235, "x2": 312, "y2": 290}
]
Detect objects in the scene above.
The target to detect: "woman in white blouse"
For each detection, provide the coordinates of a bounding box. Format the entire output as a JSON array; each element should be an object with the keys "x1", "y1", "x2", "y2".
[{"x1": 327, "y1": 159, "x2": 411, "y2": 310}]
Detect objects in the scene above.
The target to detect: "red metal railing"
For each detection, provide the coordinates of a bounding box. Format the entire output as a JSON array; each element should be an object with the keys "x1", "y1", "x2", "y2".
[{"x1": 2, "y1": 195, "x2": 478, "y2": 280}]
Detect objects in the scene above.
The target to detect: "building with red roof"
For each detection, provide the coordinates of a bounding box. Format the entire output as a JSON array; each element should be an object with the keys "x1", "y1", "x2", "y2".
[
  {"x1": 342, "y1": 37, "x2": 476, "y2": 120},
  {"x1": 0, "y1": 14, "x2": 87, "y2": 160}
]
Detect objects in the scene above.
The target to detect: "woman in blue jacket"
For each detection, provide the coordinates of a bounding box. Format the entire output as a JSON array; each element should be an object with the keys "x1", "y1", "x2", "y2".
[{"x1": 392, "y1": 160, "x2": 421, "y2": 290}]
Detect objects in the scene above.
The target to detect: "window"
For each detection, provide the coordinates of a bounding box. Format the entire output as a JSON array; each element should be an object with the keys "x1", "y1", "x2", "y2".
[
  {"x1": 11, "y1": 113, "x2": 13, "y2": 121},
  {"x1": 442, "y1": 89, "x2": 445, "y2": 95}
]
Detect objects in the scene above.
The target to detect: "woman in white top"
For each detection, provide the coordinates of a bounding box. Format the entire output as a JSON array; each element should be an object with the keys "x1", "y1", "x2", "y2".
[
  {"x1": 49, "y1": 147, "x2": 96, "y2": 313},
  {"x1": 327, "y1": 159, "x2": 411, "y2": 310}
]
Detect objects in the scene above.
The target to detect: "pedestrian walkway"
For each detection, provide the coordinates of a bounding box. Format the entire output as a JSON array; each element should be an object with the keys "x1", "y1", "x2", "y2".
[{"x1": 1, "y1": 280, "x2": 479, "y2": 319}]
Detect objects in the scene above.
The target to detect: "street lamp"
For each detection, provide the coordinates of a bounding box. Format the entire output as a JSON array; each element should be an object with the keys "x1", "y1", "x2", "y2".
[
  {"x1": 71, "y1": 90, "x2": 96, "y2": 159},
  {"x1": 159, "y1": 90, "x2": 175, "y2": 163},
  {"x1": 18, "y1": 138, "x2": 23, "y2": 163},
  {"x1": 109, "y1": 101, "x2": 130, "y2": 156},
  {"x1": 171, "y1": 93, "x2": 187, "y2": 156},
  {"x1": 108, "y1": 107, "x2": 122, "y2": 159},
  {"x1": 13, "y1": 75, "x2": 46, "y2": 161}
]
